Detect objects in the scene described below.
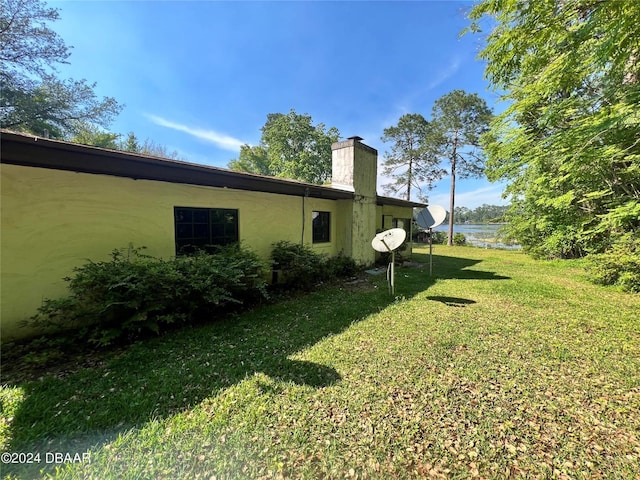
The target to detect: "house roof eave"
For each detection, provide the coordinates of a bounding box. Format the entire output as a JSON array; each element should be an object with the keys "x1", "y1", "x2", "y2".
[
  {"x1": 0, "y1": 130, "x2": 354, "y2": 201},
  {"x1": 376, "y1": 195, "x2": 427, "y2": 209}
]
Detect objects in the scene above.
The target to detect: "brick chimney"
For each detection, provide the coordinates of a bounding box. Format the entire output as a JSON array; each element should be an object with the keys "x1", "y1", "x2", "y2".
[{"x1": 331, "y1": 136, "x2": 377, "y2": 265}]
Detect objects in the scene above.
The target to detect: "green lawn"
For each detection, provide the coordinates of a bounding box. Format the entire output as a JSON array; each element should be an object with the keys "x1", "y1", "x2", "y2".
[{"x1": 2, "y1": 246, "x2": 639, "y2": 479}]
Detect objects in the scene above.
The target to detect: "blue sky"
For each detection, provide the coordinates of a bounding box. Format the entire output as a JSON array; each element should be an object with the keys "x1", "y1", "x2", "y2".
[{"x1": 49, "y1": 0, "x2": 506, "y2": 209}]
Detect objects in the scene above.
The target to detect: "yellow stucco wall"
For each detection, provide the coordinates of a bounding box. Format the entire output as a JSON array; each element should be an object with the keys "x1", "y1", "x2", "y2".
[
  {"x1": 1, "y1": 164, "x2": 342, "y2": 340},
  {"x1": 376, "y1": 205, "x2": 414, "y2": 230}
]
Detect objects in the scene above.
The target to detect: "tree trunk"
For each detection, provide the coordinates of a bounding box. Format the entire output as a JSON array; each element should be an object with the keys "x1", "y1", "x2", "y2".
[
  {"x1": 448, "y1": 158, "x2": 456, "y2": 245},
  {"x1": 406, "y1": 157, "x2": 413, "y2": 201},
  {"x1": 447, "y1": 135, "x2": 458, "y2": 245}
]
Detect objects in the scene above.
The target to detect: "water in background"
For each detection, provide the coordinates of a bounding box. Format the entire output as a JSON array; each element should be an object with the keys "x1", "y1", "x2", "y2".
[{"x1": 432, "y1": 224, "x2": 521, "y2": 250}]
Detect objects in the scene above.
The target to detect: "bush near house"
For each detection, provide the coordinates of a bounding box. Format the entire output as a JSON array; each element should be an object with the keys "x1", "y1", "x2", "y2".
[
  {"x1": 25, "y1": 242, "x2": 358, "y2": 349},
  {"x1": 270, "y1": 241, "x2": 357, "y2": 290},
  {"x1": 27, "y1": 245, "x2": 268, "y2": 347}
]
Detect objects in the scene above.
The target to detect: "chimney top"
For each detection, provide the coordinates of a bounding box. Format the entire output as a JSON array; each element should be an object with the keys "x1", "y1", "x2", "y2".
[{"x1": 347, "y1": 136, "x2": 364, "y2": 142}]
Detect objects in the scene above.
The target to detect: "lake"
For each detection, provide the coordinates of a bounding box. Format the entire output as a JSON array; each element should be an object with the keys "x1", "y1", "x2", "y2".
[{"x1": 432, "y1": 223, "x2": 521, "y2": 250}]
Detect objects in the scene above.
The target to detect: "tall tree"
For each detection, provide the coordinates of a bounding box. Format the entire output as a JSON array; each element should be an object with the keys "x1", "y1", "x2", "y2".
[
  {"x1": 228, "y1": 109, "x2": 340, "y2": 184},
  {"x1": 122, "y1": 132, "x2": 141, "y2": 153},
  {"x1": 66, "y1": 128, "x2": 183, "y2": 160},
  {"x1": 0, "y1": 0, "x2": 68, "y2": 90},
  {"x1": 120, "y1": 132, "x2": 182, "y2": 159},
  {"x1": 429, "y1": 90, "x2": 493, "y2": 245},
  {"x1": 228, "y1": 145, "x2": 271, "y2": 176},
  {"x1": 68, "y1": 122, "x2": 119, "y2": 149},
  {"x1": 468, "y1": 0, "x2": 640, "y2": 259},
  {"x1": 0, "y1": 0, "x2": 121, "y2": 137},
  {"x1": 380, "y1": 113, "x2": 443, "y2": 201}
]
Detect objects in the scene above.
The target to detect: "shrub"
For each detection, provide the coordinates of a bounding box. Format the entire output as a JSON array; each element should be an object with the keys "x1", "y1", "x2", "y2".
[
  {"x1": 431, "y1": 231, "x2": 448, "y2": 244},
  {"x1": 586, "y1": 234, "x2": 640, "y2": 293},
  {"x1": 539, "y1": 226, "x2": 585, "y2": 259},
  {"x1": 270, "y1": 241, "x2": 358, "y2": 290},
  {"x1": 453, "y1": 232, "x2": 467, "y2": 246},
  {"x1": 271, "y1": 241, "x2": 325, "y2": 289},
  {"x1": 27, "y1": 245, "x2": 267, "y2": 346},
  {"x1": 325, "y1": 253, "x2": 358, "y2": 278}
]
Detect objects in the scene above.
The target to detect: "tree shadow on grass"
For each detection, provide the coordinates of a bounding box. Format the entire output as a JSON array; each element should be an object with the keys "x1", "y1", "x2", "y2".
[
  {"x1": 426, "y1": 296, "x2": 477, "y2": 307},
  {"x1": 411, "y1": 252, "x2": 511, "y2": 281},
  {"x1": 2, "y1": 283, "x2": 392, "y2": 454},
  {"x1": 2, "y1": 251, "x2": 506, "y2": 476}
]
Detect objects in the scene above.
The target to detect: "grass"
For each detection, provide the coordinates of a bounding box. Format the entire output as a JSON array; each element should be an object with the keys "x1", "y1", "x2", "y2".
[{"x1": 1, "y1": 245, "x2": 639, "y2": 479}]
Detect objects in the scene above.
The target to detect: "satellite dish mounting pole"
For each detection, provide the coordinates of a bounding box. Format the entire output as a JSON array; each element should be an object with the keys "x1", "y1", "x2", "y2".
[
  {"x1": 371, "y1": 228, "x2": 406, "y2": 297},
  {"x1": 387, "y1": 250, "x2": 396, "y2": 295},
  {"x1": 382, "y1": 239, "x2": 395, "y2": 294},
  {"x1": 415, "y1": 205, "x2": 446, "y2": 278},
  {"x1": 429, "y1": 227, "x2": 433, "y2": 276}
]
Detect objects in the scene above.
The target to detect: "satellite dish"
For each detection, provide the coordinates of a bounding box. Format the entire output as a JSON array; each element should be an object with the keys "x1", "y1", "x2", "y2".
[
  {"x1": 371, "y1": 228, "x2": 407, "y2": 295},
  {"x1": 415, "y1": 205, "x2": 447, "y2": 277},
  {"x1": 415, "y1": 205, "x2": 447, "y2": 229},
  {"x1": 371, "y1": 228, "x2": 407, "y2": 253}
]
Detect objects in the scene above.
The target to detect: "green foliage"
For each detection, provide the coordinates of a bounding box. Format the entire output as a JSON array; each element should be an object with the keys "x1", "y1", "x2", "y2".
[
  {"x1": 380, "y1": 113, "x2": 443, "y2": 201},
  {"x1": 1, "y1": 76, "x2": 122, "y2": 138},
  {"x1": 455, "y1": 204, "x2": 508, "y2": 224},
  {"x1": 270, "y1": 241, "x2": 357, "y2": 290},
  {"x1": 0, "y1": 386, "x2": 24, "y2": 451},
  {"x1": 0, "y1": 0, "x2": 68, "y2": 90},
  {"x1": 431, "y1": 231, "x2": 448, "y2": 244},
  {"x1": 586, "y1": 234, "x2": 640, "y2": 293},
  {"x1": 27, "y1": 245, "x2": 267, "y2": 346},
  {"x1": 452, "y1": 232, "x2": 467, "y2": 246},
  {"x1": 271, "y1": 241, "x2": 325, "y2": 289},
  {"x1": 380, "y1": 92, "x2": 493, "y2": 216},
  {"x1": 540, "y1": 225, "x2": 585, "y2": 260},
  {"x1": 66, "y1": 128, "x2": 183, "y2": 159},
  {"x1": 68, "y1": 121, "x2": 120, "y2": 148},
  {"x1": 228, "y1": 109, "x2": 340, "y2": 184},
  {"x1": 430, "y1": 90, "x2": 493, "y2": 245},
  {"x1": 430, "y1": 90, "x2": 493, "y2": 182},
  {"x1": 324, "y1": 253, "x2": 358, "y2": 278},
  {"x1": 228, "y1": 145, "x2": 272, "y2": 176},
  {"x1": 120, "y1": 132, "x2": 183, "y2": 159},
  {"x1": 0, "y1": 0, "x2": 121, "y2": 137},
  {"x1": 468, "y1": 1, "x2": 640, "y2": 260}
]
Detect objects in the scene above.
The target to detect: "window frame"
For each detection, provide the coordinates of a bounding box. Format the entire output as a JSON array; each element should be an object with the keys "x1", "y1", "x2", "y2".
[
  {"x1": 312, "y1": 210, "x2": 331, "y2": 244},
  {"x1": 174, "y1": 206, "x2": 239, "y2": 254}
]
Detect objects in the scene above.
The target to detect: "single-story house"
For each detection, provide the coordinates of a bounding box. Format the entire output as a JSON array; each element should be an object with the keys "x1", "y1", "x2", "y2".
[{"x1": 0, "y1": 130, "x2": 424, "y2": 340}]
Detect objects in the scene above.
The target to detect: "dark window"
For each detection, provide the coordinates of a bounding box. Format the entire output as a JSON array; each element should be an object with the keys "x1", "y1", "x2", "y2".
[
  {"x1": 312, "y1": 211, "x2": 330, "y2": 243},
  {"x1": 174, "y1": 207, "x2": 238, "y2": 254}
]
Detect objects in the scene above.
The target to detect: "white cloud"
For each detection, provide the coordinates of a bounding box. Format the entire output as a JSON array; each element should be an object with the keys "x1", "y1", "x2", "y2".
[
  {"x1": 425, "y1": 56, "x2": 462, "y2": 91},
  {"x1": 146, "y1": 114, "x2": 245, "y2": 152},
  {"x1": 377, "y1": 56, "x2": 463, "y2": 136}
]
